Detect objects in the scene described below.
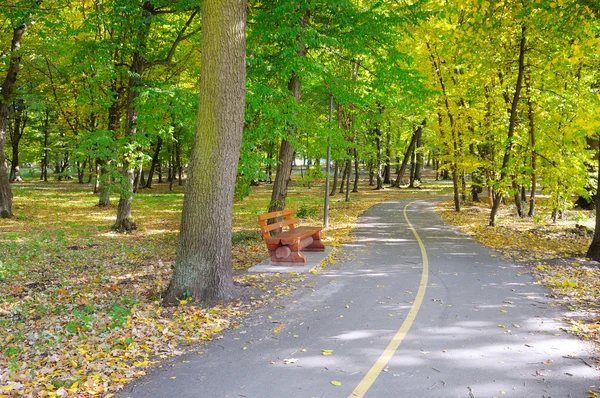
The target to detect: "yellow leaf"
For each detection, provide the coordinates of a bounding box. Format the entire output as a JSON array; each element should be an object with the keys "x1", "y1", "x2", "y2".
[
  {"x1": 70, "y1": 382, "x2": 79, "y2": 389},
  {"x1": 322, "y1": 349, "x2": 334, "y2": 356},
  {"x1": 331, "y1": 381, "x2": 342, "y2": 387}
]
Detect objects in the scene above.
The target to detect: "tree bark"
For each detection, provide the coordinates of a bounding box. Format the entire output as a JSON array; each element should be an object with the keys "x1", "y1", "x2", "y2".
[
  {"x1": 268, "y1": 8, "x2": 308, "y2": 212},
  {"x1": 146, "y1": 136, "x2": 163, "y2": 188},
  {"x1": 352, "y1": 147, "x2": 359, "y2": 192},
  {"x1": 526, "y1": 72, "x2": 537, "y2": 217},
  {"x1": 344, "y1": 158, "x2": 351, "y2": 202},
  {"x1": 339, "y1": 157, "x2": 349, "y2": 193},
  {"x1": 330, "y1": 160, "x2": 339, "y2": 195},
  {"x1": 490, "y1": 26, "x2": 527, "y2": 226},
  {"x1": 375, "y1": 127, "x2": 384, "y2": 190},
  {"x1": 9, "y1": 98, "x2": 27, "y2": 182},
  {"x1": 41, "y1": 110, "x2": 49, "y2": 182},
  {"x1": 164, "y1": 0, "x2": 246, "y2": 305},
  {"x1": 394, "y1": 121, "x2": 424, "y2": 187},
  {"x1": 113, "y1": 2, "x2": 152, "y2": 231},
  {"x1": 383, "y1": 129, "x2": 391, "y2": 184},
  {"x1": 0, "y1": 22, "x2": 29, "y2": 217}
]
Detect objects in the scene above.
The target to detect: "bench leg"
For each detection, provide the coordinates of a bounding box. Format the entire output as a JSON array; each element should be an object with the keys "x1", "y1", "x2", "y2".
[
  {"x1": 269, "y1": 242, "x2": 307, "y2": 265},
  {"x1": 304, "y1": 233, "x2": 325, "y2": 252},
  {"x1": 269, "y1": 250, "x2": 306, "y2": 265}
]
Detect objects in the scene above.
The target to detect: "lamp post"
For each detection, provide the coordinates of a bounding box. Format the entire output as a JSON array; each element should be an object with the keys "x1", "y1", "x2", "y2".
[{"x1": 324, "y1": 92, "x2": 333, "y2": 228}]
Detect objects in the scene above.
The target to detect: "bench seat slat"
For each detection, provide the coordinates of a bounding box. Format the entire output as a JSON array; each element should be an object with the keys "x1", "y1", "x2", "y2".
[{"x1": 266, "y1": 226, "x2": 322, "y2": 245}]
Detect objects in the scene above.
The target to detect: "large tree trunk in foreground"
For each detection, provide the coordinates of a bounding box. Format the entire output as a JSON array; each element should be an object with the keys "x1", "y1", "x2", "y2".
[
  {"x1": 164, "y1": 0, "x2": 246, "y2": 305},
  {"x1": 490, "y1": 26, "x2": 526, "y2": 226},
  {"x1": 0, "y1": 22, "x2": 28, "y2": 218}
]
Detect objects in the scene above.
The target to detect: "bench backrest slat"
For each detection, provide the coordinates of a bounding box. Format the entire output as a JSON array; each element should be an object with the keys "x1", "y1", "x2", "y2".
[
  {"x1": 260, "y1": 217, "x2": 300, "y2": 234},
  {"x1": 257, "y1": 208, "x2": 297, "y2": 241},
  {"x1": 257, "y1": 208, "x2": 295, "y2": 221}
]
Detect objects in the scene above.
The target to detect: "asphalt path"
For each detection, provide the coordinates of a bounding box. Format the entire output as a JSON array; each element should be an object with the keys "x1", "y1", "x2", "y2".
[{"x1": 121, "y1": 198, "x2": 598, "y2": 398}]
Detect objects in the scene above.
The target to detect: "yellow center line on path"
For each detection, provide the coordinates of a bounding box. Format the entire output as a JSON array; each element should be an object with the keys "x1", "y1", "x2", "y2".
[{"x1": 349, "y1": 202, "x2": 429, "y2": 398}]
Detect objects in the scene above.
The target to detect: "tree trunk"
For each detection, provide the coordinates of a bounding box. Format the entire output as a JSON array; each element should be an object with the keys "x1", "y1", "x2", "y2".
[
  {"x1": 513, "y1": 180, "x2": 525, "y2": 217},
  {"x1": 268, "y1": 7, "x2": 308, "y2": 212},
  {"x1": 176, "y1": 135, "x2": 183, "y2": 186},
  {"x1": 526, "y1": 72, "x2": 537, "y2": 217},
  {"x1": 414, "y1": 132, "x2": 423, "y2": 182},
  {"x1": 587, "y1": 137, "x2": 600, "y2": 260},
  {"x1": 0, "y1": 22, "x2": 29, "y2": 217},
  {"x1": 375, "y1": 128, "x2": 383, "y2": 190},
  {"x1": 383, "y1": 129, "x2": 391, "y2": 184},
  {"x1": 41, "y1": 110, "x2": 49, "y2": 182},
  {"x1": 9, "y1": 98, "x2": 27, "y2": 182},
  {"x1": 164, "y1": 0, "x2": 246, "y2": 304},
  {"x1": 330, "y1": 160, "x2": 339, "y2": 195},
  {"x1": 352, "y1": 147, "x2": 359, "y2": 192},
  {"x1": 339, "y1": 158, "x2": 349, "y2": 194},
  {"x1": 146, "y1": 136, "x2": 163, "y2": 188},
  {"x1": 344, "y1": 158, "x2": 351, "y2": 202},
  {"x1": 269, "y1": 139, "x2": 294, "y2": 211},
  {"x1": 394, "y1": 121, "x2": 424, "y2": 187},
  {"x1": 409, "y1": 149, "x2": 416, "y2": 188},
  {"x1": 114, "y1": 3, "x2": 153, "y2": 231},
  {"x1": 490, "y1": 26, "x2": 527, "y2": 226},
  {"x1": 98, "y1": 160, "x2": 112, "y2": 206}
]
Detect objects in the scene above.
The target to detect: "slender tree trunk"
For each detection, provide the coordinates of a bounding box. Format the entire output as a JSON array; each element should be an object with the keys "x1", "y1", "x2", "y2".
[
  {"x1": 414, "y1": 133, "x2": 423, "y2": 183},
  {"x1": 0, "y1": 23, "x2": 29, "y2": 217},
  {"x1": 383, "y1": 129, "x2": 391, "y2": 184},
  {"x1": 164, "y1": 0, "x2": 246, "y2": 304},
  {"x1": 352, "y1": 148, "x2": 359, "y2": 192},
  {"x1": 526, "y1": 72, "x2": 537, "y2": 217},
  {"x1": 490, "y1": 26, "x2": 527, "y2": 226},
  {"x1": 330, "y1": 160, "x2": 339, "y2": 195},
  {"x1": 340, "y1": 157, "x2": 349, "y2": 194},
  {"x1": 376, "y1": 128, "x2": 383, "y2": 190},
  {"x1": 268, "y1": 8, "x2": 308, "y2": 212},
  {"x1": 176, "y1": 136, "x2": 183, "y2": 186},
  {"x1": 394, "y1": 121, "x2": 424, "y2": 187},
  {"x1": 114, "y1": 3, "x2": 153, "y2": 231},
  {"x1": 9, "y1": 99, "x2": 26, "y2": 182},
  {"x1": 368, "y1": 159, "x2": 374, "y2": 186},
  {"x1": 269, "y1": 139, "x2": 294, "y2": 211},
  {"x1": 146, "y1": 136, "x2": 162, "y2": 188},
  {"x1": 513, "y1": 180, "x2": 524, "y2": 217},
  {"x1": 409, "y1": 149, "x2": 416, "y2": 187},
  {"x1": 344, "y1": 158, "x2": 351, "y2": 202},
  {"x1": 41, "y1": 110, "x2": 49, "y2": 182}
]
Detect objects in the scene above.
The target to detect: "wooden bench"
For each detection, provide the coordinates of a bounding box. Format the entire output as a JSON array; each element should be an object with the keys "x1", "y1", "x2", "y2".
[{"x1": 258, "y1": 209, "x2": 325, "y2": 265}]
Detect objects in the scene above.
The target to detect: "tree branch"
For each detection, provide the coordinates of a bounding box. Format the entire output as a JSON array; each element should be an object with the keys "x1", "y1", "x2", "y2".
[{"x1": 144, "y1": 9, "x2": 199, "y2": 68}]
